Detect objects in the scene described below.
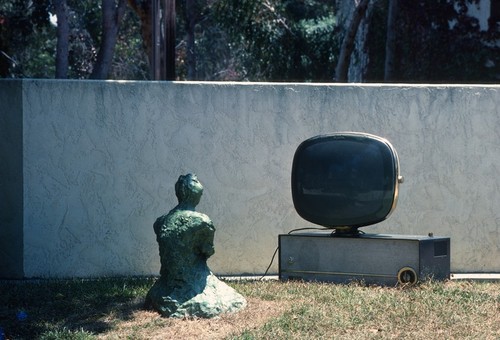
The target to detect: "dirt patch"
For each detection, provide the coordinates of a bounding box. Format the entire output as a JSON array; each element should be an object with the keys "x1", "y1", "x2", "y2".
[{"x1": 97, "y1": 298, "x2": 287, "y2": 339}]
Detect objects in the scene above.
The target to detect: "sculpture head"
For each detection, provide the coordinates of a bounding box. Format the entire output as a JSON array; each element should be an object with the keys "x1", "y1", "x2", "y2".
[{"x1": 175, "y1": 173, "x2": 203, "y2": 209}]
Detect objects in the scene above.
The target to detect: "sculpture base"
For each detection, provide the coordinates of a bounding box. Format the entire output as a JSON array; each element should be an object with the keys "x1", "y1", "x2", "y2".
[{"x1": 145, "y1": 273, "x2": 247, "y2": 318}]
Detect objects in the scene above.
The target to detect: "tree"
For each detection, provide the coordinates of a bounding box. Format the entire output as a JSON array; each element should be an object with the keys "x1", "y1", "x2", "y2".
[
  {"x1": 0, "y1": 12, "x2": 11, "y2": 77},
  {"x1": 3, "y1": 0, "x2": 496, "y2": 82},
  {"x1": 127, "y1": 0, "x2": 339, "y2": 81},
  {"x1": 184, "y1": 0, "x2": 198, "y2": 79},
  {"x1": 0, "y1": 0, "x2": 55, "y2": 78},
  {"x1": 383, "y1": 0, "x2": 398, "y2": 81},
  {"x1": 214, "y1": 0, "x2": 339, "y2": 81},
  {"x1": 127, "y1": 0, "x2": 153, "y2": 66},
  {"x1": 334, "y1": 0, "x2": 370, "y2": 82},
  {"x1": 394, "y1": 0, "x2": 499, "y2": 82},
  {"x1": 353, "y1": 0, "x2": 500, "y2": 82},
  {"x1": 90, "y1": 0, "x2": 128, "y2": 79},
  {"x1": 0, "y1": 0, "x2": 147, "y2": 80},
  {"x1": 128, "y1": 0, "x2": 222, "y2": 80},
  {"x1": 53, "y1": 0, "x2": 70, "y2": 78}
]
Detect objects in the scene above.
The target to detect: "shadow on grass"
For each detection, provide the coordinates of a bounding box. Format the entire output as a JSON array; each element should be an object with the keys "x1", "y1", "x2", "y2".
[{"x1": 0, "y1": 277, "x2": 156, "y2": 339}]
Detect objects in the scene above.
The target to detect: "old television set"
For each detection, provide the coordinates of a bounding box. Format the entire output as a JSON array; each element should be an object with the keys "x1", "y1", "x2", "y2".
[
  {"x1": 291, "y1": 132, "x2": 403, "y2": 235},
  {"x1": 281, "y1": 132, "x2": 450, "y2": 285}
]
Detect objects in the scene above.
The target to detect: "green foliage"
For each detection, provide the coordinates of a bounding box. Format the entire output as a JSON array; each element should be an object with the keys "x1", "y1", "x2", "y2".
[
  {"x1": 0, "y1": 0, "x2": 55, "y2": 77},
  {"x1": 0, "y1": 0, "x2": 148, "y2": 79},
  {"x1": 111, "y1": 8, "x2": 149, "y2": 80},
  {"x1": 2, "y1": 0, "x2": 498, "y2": 82},
  {"x1": 64, "y1": 1, "x2": 148, "y2": 79},
  {"x1": 212, "y1": 0, "x2": 339, "y2": 81},
  {"x1": 65, "y1": 0, "x2": 99, "y2": 78},
  {"x1": 174, "y1": 0, "x2": 235, "y2": 80},
  {"x1": 365, "y1": 0, "x2": 500, "y2": 83},
  {"x1": 171, "y1": 0, "x2": 339, "y2": 81},
  {"x1": 14, "y1": 26, "x2": 56, "y2": 78}
]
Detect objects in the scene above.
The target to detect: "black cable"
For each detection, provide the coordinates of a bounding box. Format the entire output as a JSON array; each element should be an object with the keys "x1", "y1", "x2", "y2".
[
  {"x1": 287, "y1": 227, "x2": 330, "y2": 234},
  {"x1": 258, "y1": 246, "x2": 279, "y2": 280}
]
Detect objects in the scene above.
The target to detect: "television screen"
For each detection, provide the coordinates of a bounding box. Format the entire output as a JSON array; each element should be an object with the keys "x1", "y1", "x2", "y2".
[{"x1": 291, "y1": 133, "x2": 402, "y2": 233}]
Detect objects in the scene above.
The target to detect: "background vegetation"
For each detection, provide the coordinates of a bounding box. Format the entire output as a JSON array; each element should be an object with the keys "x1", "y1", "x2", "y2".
[{"x1": 0, "y1": 0, "x2": 499, "y2": 82}]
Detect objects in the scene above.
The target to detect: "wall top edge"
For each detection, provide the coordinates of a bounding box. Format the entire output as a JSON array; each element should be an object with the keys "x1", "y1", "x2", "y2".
[{"x1": 1, "y1": 78, "x2": 499, "y2": 89}]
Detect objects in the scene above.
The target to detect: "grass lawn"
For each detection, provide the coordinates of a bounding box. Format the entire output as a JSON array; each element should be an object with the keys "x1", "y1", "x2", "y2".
[{"x1": 1, "y1": 277, "x2": 499, "y2": 339}]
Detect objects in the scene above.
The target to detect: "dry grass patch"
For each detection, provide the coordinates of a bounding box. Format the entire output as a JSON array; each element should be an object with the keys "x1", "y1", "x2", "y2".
[
  {"x1": 230, "y1": 280, "x2": 500, "y2": 339},
  {"x1": 100, "y1": 298, "x2": 288, "y2": 340}
]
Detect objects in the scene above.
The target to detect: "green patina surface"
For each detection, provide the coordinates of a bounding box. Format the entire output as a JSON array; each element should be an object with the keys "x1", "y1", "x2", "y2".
[{"x1": 145, "y1": 174, "x2": 246, "y2": 318}]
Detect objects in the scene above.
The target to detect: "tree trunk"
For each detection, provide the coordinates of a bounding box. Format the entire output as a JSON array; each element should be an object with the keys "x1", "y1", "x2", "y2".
[
  {"x1": 127, "y1": 0, "x2": 175, "y2": 79},
  {"x1": 384, "y1": 0, "x2": 398, "y2": 81},
  {"x1": 185, "y1": 0, "x2": 197, "y2": 80},
  {"x1": 90, "y1": 0, "x2": 127, "y2": 79},
  {"x1": 164, "y1": 0, "x2": 176, "y2": 80},
  {"x1": 334, "y1": 0, "x2": 370, "y2": 82},
  {"x1": 53, "y1": 0, "x2": 69, "y2": 79},
  {"x1": 127, "y1": 0, "x2": 153, "y2": 66}
]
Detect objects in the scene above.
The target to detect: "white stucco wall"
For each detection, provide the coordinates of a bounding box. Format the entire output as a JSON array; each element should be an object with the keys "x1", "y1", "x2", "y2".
[{"x1": 2, "y1": 80, "x2": 499, "y2": 277}]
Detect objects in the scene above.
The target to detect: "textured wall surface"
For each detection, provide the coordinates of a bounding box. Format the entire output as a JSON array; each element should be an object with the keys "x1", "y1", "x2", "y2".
[
  {"x1": 0, "y1": 81, "x2": 24, "y2": 278},
  {"x1": 2, "y1": 80, "x2": 499, "y2": 277}
]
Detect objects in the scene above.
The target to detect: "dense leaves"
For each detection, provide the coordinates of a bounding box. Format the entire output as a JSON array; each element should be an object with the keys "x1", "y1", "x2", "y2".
[
  {"x1": 0, "y1": 0, "x2": 498, "y2": 82},
  {"x1": 0, "y1": 0, "x2": 338, "y2": 81},
  {"x1": 365, "y1": 0, "x2": 500, "y2": 83},
  {"x1": 0, "y1": 0, "x2": 147, "y2": 79},
  {"x1": 213, "y1": 0, "x2": 338, "y2": 81},
  {"x1": 0, "y1": 1, "x2": 54, "y2": 77}
]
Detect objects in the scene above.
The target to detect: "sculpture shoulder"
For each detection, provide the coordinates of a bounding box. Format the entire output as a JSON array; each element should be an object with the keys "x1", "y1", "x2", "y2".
[
  {"x1": 182, "y1": 211, "x2": 214, "y2": 231},
  {"x1": 154, "y1": 209, "x2": 214, "y2": 235},
  {"x1": 153, "y1": 212, "x2": 171, "y2": 236},
  {"x1": 187, "y1": 211, "x2": 213, "y2": 224}
]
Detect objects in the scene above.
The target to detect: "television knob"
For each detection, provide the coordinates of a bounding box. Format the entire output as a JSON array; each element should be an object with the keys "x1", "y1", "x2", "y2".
[
  {"x1": 398, "y1": 176, "x2": 404, "y2": 184},
  {"x1": 288, "y1": 257, "x2": 295, "y2": 265}
]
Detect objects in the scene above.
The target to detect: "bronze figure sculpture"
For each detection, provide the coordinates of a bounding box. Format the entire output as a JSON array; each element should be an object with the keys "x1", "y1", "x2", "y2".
[{"x1": 145, "y1": 174, "x2": 246, "y2": 317}]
